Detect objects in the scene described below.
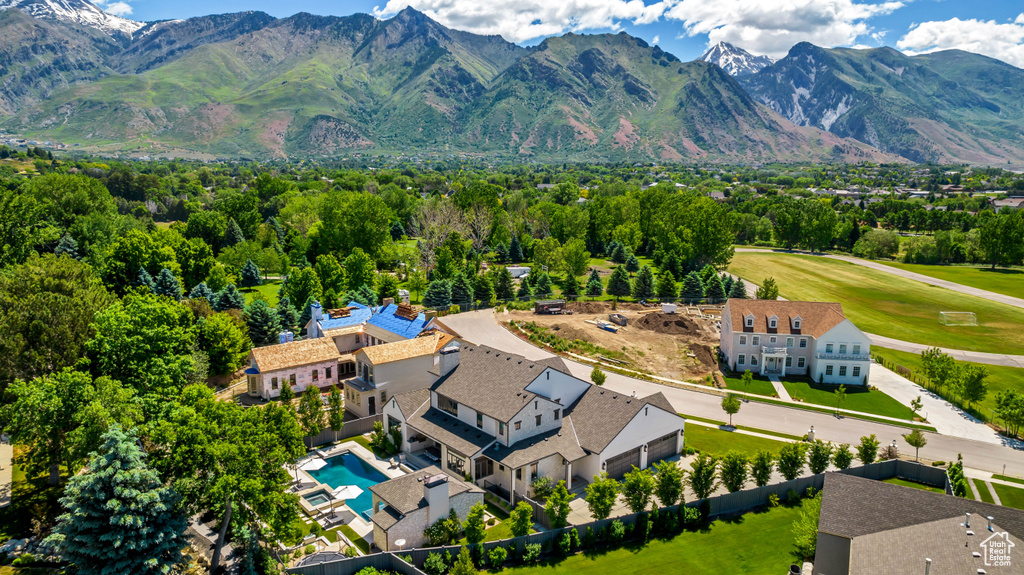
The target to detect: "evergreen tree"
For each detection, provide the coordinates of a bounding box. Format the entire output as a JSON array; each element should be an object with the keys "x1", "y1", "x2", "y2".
[
  {"x1": 266, "y1": 215, "x2": 285, "y2": 243},
  {"x1": 562, "y1": 273, "x2": 581, "y2": 300},
  {"x1": 655, "y1": 269, "x2": 677, "y2": 299},
  {"x1": 450, "y1": 272, "x2": 475, "y2": 310},
  {"x1": 606, "y1": 266, "x2": 632, "y2": 302},
  {"x1": 244, "y1": 299, "x2": 281, "y2": 346},
  {"x1": 585, "y1": 273, "x2": 604, "y2": 299},
  {"x1": 680, "y1": 271, "x2": 704, "y2": 303},
  {"x1": 625, "y1": 253, "x2": 640, "y2": 276},
  {"x1": 704, "y1": 274, "x2": 726, "y2": 303},
  {"x1": 346, "y1": 284, "x2": 377, "y2": 307},
  {"x1": 494, "y1": 243, "x2": 509, "y2": 262},
  {"x1": 728, "y1": 278, "x2": 748, "y2": 299},
  {"x1": 493, "y1": 267, "x2": 515, "y2": 300},
  {"x1": 471, "y1": 274, "x2": 495, "y2": 305},
  {"x1": 239, "y1": 259, "x2": 262, "y2": 288},
  {"x1": 47, "y1": 426, "x2": 188, "y2": 575},
  {"x1": 534, "y1": 272, "x2": 554, "y2": 298},
  {"x1": 276, "y1": 296, "x2": 299, "y2": 332},
  {"x1": 377, "y1": 273, "x2": 400, "y2": 304},
  {"x1": 423, "y1": 280, "x2": 452, "y2": 309},
  {"x1": 609, "y1": 243, "x2": 625, "y2": 264},
  {"x1": 298, "y1": 297, "x2": 315, "y2": 335},
  {"x1": 722, "y1": 274, "x2": 734, "y2": 296},
  {"x1": 516, "y1": 278, "x2": 533, "y2": 300},
  {"x1": 136, "y1": 268, "x2": 156, "y2": 293},
  {"x1": 389, "y1": 220, "x2": 405, "y2": 241},
  {"x1": 699, "y1": 264, "x2": 717, "y2": 286},
  {"x1": 55, "y1": 233, "x2": 79, "y2": 259},
  {"x1": 756, "y1": 277, "x2": 780, "y2": 300},
  {"x1": 216, "y1": 283, "x2": 246, "y2": 311},
  {"x1": 153, "y1": 268, "x2": 182, "y2": 301},
  {"x1": 223, "y1": 217, "x2": 245, "y2": 247},
  {"x1": 663, "y1": 251, "x2": 682, "y2": 280},
  {"x1": 189, "y1": 281, "x2": 216, "y2": 305},
  {"x1": 632, "y1": 265, "x2": 655, "y2": 300},
  {"x1": 509, "y1": 235, "x2": 524, "y2": 262}
]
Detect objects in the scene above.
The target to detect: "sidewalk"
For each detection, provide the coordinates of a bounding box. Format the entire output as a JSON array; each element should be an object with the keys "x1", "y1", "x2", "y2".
[{"x1": 768, "y1": 375, "x2": 792, "y2": 401}]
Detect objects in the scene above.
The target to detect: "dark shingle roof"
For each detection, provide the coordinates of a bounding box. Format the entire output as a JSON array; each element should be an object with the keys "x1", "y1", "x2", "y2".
[
  {"x1": 392, "y1": 388, "x2": 430, "y2": 419},
  {"x1": 369, "y1": 466, "x2": 481, "y2": 524},
  {"x1": 406, "y1": 405, "x2": 495, "y2": 457},
  {"x1": 485, "y1": 416, "x2": 587, "y2": 468},
  {"x1": 567, "y1": 388, "x2": 677, "y2": 453},
  {"x1": 431, "y1": 345, "x2": 569, "y2": 422}
]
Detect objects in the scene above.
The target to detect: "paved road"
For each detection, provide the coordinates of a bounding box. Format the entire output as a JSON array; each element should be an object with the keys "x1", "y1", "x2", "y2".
[{"x1": 443, "y1": 310, "x2": 1024, "y2": 477}]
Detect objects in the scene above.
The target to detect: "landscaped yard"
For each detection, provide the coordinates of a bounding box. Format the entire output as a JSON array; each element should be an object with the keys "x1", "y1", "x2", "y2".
[
  {"x1": 721, "y1": 373, "x2": 778, "y2": 397},
  {"x1": 243, "y1": 280, "x2": 282, "y2": 307},
  {"x1": 881, "y1": 477, "x2": 944, "y2": 494},
  {"x1": 971, "y1": 479, "x2": 995, "y2": 504},
  {"x1": 781, "y1": 380, "x2": 918, "y2": 421},
  {"x1": 683, "y1": 423, "x2": 790, "y2": 457},
  {"x1": 727, "y1": 252, "x2": 1024, "y2": 355},
  {"x1": 878, "y1": 261, "x2": 1024, "y2": 300},
  {"x1": 992, "y1": 482, "x2": 1024, "y2": 511},
  {"x1": 873, "y1": 347, "x2": 1023, "y2": 416},
  {"x1": 505, "y1": 499, "x2": 810, "y2": 575}
]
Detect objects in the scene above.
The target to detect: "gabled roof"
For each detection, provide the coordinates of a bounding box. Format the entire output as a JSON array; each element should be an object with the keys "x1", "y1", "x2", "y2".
[
  {"x1": 726, "y1": 299, "x2": 847, "y2": 337},
  {"x1": 360, "y1": 332, "x2": 457, "y2": 365},
  {"x1": 391, "y1": 388, "x2": 430, "y2": 420},
  {"x1": 249, "y1": 337, "x2": 340, "y2": 372},
  {"x1": 485, "y1": 416, "x2": 587, "y2": 468},
  {"x1": 370, "y1": 466, "x2": 481, "y2": 528},
  {"x1": 366, "y1": 303, "x2": 430, "y2": 339},
  {"x1": 407, "y1": 404, "x2": 496, "y2": 457},
  {"x1": 567, "y1": 387, "x2": 677, "y2": 453}
]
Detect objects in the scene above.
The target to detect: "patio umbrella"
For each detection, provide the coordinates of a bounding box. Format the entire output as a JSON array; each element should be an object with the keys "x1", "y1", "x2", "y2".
[
  {"x1": 328, "y1": 485, "x2": 364, "y2": 518},
  {"x1": 299, "y1": 458, "x2": 327, "y2": 471}
]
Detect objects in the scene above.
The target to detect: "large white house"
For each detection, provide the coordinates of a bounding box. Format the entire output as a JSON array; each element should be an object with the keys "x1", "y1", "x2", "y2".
[
  {"x1": 381, "y1": 344, "x2": 685, "y2": 506},
  {"x1": 720, "y1": 299, "x2": 871, "y2": 385}
]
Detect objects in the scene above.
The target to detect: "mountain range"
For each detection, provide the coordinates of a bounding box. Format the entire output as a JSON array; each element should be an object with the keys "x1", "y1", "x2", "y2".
[{"x1": 0, "y1": 0, "x2": 1021, "y2": 164}]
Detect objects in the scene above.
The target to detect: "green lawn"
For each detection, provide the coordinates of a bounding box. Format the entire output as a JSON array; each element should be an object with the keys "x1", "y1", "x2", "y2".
[
  {"x1": 873, "y1": 347, "x2": 1023, "y2": 416},
  {"x1": 243, "y1": 280, "x2": 282, "y2": 307},
  {"x1": 882, "y1": 477, "x2": 944, "y2": 494},
  {"x1": 878, "y1": 261, "x2": 1024, "y2": 300},
  {"x1": 993, "y1": 483, "x2": 1024, "y2": 510},
  {"x1": 781, "y1": 380, "x2": 918, "y2": 421},
  {"x1": 338, "y1": 524, "x2": 370, "y2": 554},
  {"x1": 505, "y1": 500, "x2": 810, "y2": 575},
  {"x1": 993, "y1": 475, "x2": 1024, "y2": 486},
  {"x1": 684, "y1": 423, "x2": 790, "y2": 457},
  {"x1": 721, "y1": 373, "x2": 778, "y2": 397},
  {"x1": 728, "y1": 252, "x2": 1024, "y2": 355},
  {"x1": 973, "y1": 479, "x2": 996, "y2": 504}
]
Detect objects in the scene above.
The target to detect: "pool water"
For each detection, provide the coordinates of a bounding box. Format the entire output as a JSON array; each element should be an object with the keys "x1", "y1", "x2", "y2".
[
  {"x1": 306, "y1": 452, "x2": 389, "y2": 520},
  {"x1": 303, "y1": 489, "x2": 332, "y2": 507}
]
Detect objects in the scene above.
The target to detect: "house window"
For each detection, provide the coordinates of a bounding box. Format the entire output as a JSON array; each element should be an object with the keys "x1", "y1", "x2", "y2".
[
  {"x1": 769, "y1": 336, "x2": 777, "y2": 344},
  {"x1": 381, "y1": 390, "x2": 387, "y2": 404},
  {"x1": 475, "y1": 458, "x2": 494, "y2": 479},
  {"x1": 852, "y1": 366, "x2": 861, "y2": 377},
  {"x1": 839, "y1": 366, "x2": 847, "y2": 377},
  {"x1": 312, "y1": 369, "x2": 319, "y2": 382},
  {"x1": 853, "y1": 344, "x2": 861, "y2": 355},
  {"x1": 826, "y1": 344, "x2": 834, "y2": 353},
  {"x1": 786, "y1": 337, "x2": 794, "y2": 348},
  {"x1": 499, "y1": 422, "x2": 505, "y2": 436},
  {"x1": 356, "y1": 393, "x2": 362, "y2": 406},
  {"x1": 446, "y1": 451, "x2": 466, "y2": 475},
  {"x1": 530, "y1": 463, "x2": 539, "y2": 481},
  {"x1": 794, "y1": 320, "x2": 801, "y2": 329},
  {"x1": 751, "y1": 356, "x2": 758, "y2": 366},
  {"x1": 799, "y1": 338, "x2": 807, "y2": 348},
  {"x1": 839, "y1": 344, "x2": 847, "y2": 354},
  {"x1": 739, "y1": 335, "x2": 747, "y2": 345},
  {"x1": 554, "y1": 409, "x2": 560, "y2": 419},
  {"x1": 326, "y1": 366, "x2": 332, "y2": 379},
  {"x1": 476, "y1": 412, "x2": 483, "y2": 429},
  {"x1": 516, "y1": 468, "x2": 522, "y2": 480},
  {"x1": 438, "y1": 395, "x2": 459, "y2": 416},
  {"x1": 752, "y1": 336, "x2": 760, "y2": 346},
  {"x1": 737, "y1": 354, "x2": 746, "y2": 365},
  {"x1": 514, "y1": 421, "x2": 521, "y2": 430},
  {"x1": 769, "y1": 319, "x2": 777, "y2": 328},
  {"x1": 535, "y1": 415, "x2": 542, "y2": 426},
  {"x1": 745, "y1": 317, "x2": 753, "y2": 327},
  {"x1": 826, "y1": 365, "x2": 834, "y2": 376},
  {"x1": 798, "y1": 358, "x2": 806, "y2": 368},
  {"x1": 785, "y1": 357, "x2": 792, "y2": 367},
  {"x1": 290, "y1": 374, "x2": 296, "y2": 386},
  {"x1": 271, "y1": 377, "x2": 278, "y2": 390}
]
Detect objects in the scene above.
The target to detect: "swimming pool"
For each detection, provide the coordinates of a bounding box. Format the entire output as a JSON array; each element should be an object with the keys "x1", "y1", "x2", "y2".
[
  {"x1": 306, "y1": 452, "x2": 389, "y2": 520},
  {"x1": 302, "y1": 489, "x2": 332, "y2": 507}
]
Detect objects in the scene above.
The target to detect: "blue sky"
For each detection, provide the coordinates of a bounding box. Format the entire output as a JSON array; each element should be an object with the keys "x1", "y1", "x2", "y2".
[{"x1": 104, "y1": 0, "x2": 1024, "y2": 67}]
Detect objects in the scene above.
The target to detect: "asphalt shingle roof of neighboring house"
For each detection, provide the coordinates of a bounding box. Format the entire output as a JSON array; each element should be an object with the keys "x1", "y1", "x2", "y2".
[
  {"x1": 249, "y1": 337, "x2": 340, "y2": 373},
  {"x1": 566, "y1": 387, "x2": 676, "y2": 453},
  {"x1": 407, "y1": 404, "x2": 496, "y2": 457},
  {"x1": 391, "y1": 388, "x2": 430, "y2": 419},
  {"x1": 366, "y1": 303, "x2": 430, "y2": 339},
  {"x1": 360, "y1": 332, "x2": 457, "y2": 365},
  {"x1": 486, "y1": 416, "x2": 587, "y2": 468},
  {"x1": 430, "y1": 345, "x2": 569, "y2": 422},
  {"x1": 725, "y1": 299, "x2": 847, "y2": 337},
  {"x1": 370, "y1": 466, "x2": 481, "y2": 529},
  {"x1": 317, "y1": 302, "x2": 373, "y2": 331}
]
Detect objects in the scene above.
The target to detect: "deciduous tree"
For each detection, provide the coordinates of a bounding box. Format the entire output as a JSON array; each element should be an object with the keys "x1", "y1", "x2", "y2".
[
  {"x1": 751, "y1": 450, "x2": 774, "y2": 487},
  {"x1": 719, "y1": 452, "x2": 749, "y2": 492},
  {"x1": 687, "y1": 454, "x2": 719, "y2": 500},
  {"x1": 721, "y1": 394, "x2": 741, "y2": 426},
  {"x1": 856, "y1": 434, "x2": 880, "y2": 465},
  {"x1": 755, "y1": 277, "x2": 779, "y2": 300},
  {"x1": 544, "y1": 480, "x2": 572, "y2": 528},
  {"x1": 808, "y1": 441, "x2": 834, "y2": 474},
  {"x1": 622, "y1": 467, "x2": 656, "y2": 513},
  {"x1": 654, "y1": 459, "x2": 684, "y2": 506},
  {"x1": 776, "y1": 442, "x2": 807, "y2": 480},
  {"x1": 585, "y1": 472, "x2": 619, "y2": 520}
]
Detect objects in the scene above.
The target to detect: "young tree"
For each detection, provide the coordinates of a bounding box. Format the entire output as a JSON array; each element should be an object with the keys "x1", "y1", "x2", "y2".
[
  {"x1": 856, "y1": 434, "x2": 880, "y2": 465},
  {"x1": 755, "y1": 277, "x2": 780, "y2": 300},
  {"x1": 958, "y1": 364, "x2": 988, "y2": 409},
  {"x1": 464, "y1": 502, "x2": 488, "y2": 545},
  {"x1": 625, "y1": 253, "x2": 640, "y2": 276},
  {"x1": 910, "y1": 396, "x2": 923, "y2": 417},
  {"x1": 544, "y1": 480, "x2": 572, "y2": 528},
  {"x1": 606, "y1": 266, "x2": 632, "y2": 302},
  {"x1": 680, "y1": 271, "x2": 704, "y2": 303},
  {"x1": 590, "y1": 366, "x2": 606, "y2": 386},
  {"x1": 423, "y1": 279, "x2": 452, "y2": 309},
  {"x1": 279, "y1": 378, "x2": 295, "y2": 405},
  {"x1": 792, "y1": 492, "x2": 822, "y2": 560},
  {"x1": 450, "y1": 546, "x2": 477, "y2": 575},
  {"x1": 728, "y1": 278, "x2": 748, "y2": 299},
  {"x1": 508, "y1": 235, "x2": 524, "y2": 262},
  {"x1": 377, "y1": 274, "x2": 401, "y2": 304},
  {"x1": 750, "y1": 450, "x2": 775, "y2": 487},
  {"x1": 776, "y1": 442, "x2": 806, "y2": 480},
  {"x1": 509, "y1": 501, "x2": 534, "y2": 537},
  {"x1": 808, "y1": 441, "x2": 834, "y2": 474},
  {"x1": 585, "y1": 472, "x2": 620, "y2": 520},
  {"x1": 687, "y1": 454, "x2": 720, "y2": 500},
  {"x1": 653, "y1": 459, "x2": 684, "y2": 507},
  {"x1": 631, "y1": 264, "x2": 656, "y2": 300},
  {"x1": 704, "y1": 274, "x2": 726, "y2": 303},
  {"x1": 239, "y1": 259, "x2": 262, "y2": 288},
  {"x1": 533, "y1": 271, "x2": 554, "y2": 298},
  {"x1": 471, "y1": 273, "x2": 495, "y2": 306},
  {"x1": 195, "y1": 313, "x2": 251, "y2": 376},
  {"x1": 903, "y1": 429, "x2": 928, "y2": 461},
  {"x1": 721, "y1": 394, "x2": 741, "y2": 426},
  {"x1": 298, "y1": 388, "x2": 325, "y2": 440},
  {"x1": 450, "y1": 272, "x2": 475, "y2": 310},
  {"x1": 493, "y1": 267, "x2": 515, "y2": 300},
  {"x1": 719, "y1": 452, "x2": 749, "y2": 492},
  {"x1": 741, "y1": 370, "x2": 754, "y2": 393},
  {"x1": 244, "y1": 299, "x2": 281, "y2": 346},
  {"x1": 516, "y1": 278, "x2": 533, "y2": 300},
  {"x1": 655, "y1": 268, "x2": 677, "y2": 300},
  {"x1": 621, "y1": 467, "x2": 656, "y2": 514},
  {"x1": 920, "y1": 347, "x2": 956, "y2": 392},
  {"x1": 832, "y1": 444, "x2": 854, "y2": 470},
  {"x1": 585, "y1": 271, "x2": 604, "y2": 299},
  {"x1": 327, "y1": 385, "x2": 344, "y2": 439},
  {"x1": 55, "y1": 233, "x2": 80, "y2": 259},
  {"x1": 407, "y1": 271, "x2": 428, "y2": 304},
  {"x1": 48, "y1": 426, "x2": 188, "y2": 575},
  {"x1": 834, "y1": 384, "x2": 847, "y2": 415},
  {"x1": 154, "y1": 269, "x2": 183, "y2": 299},
  {"x1": 216, "y1": 283, "x2": 246, "y2": 311},
  {"x1": 562, "y1": 273, "x2": 581, "y2": 300}
]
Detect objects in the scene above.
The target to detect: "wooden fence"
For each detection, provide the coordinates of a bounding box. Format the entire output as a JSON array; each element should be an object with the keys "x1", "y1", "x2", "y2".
[
  {"x1": 286, "y1": 460, "x2": 948, "y2": 575},
  {"x1": 304, "y1": 414, "x2": 381, "y2": 448}
]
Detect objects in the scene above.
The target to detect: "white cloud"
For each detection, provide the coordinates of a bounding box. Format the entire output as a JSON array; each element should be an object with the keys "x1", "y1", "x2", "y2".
[
  {"x1": 652, "y1": 35, "x2": 660, "y2": 44},
  {"x1": 664, "y1": 0, "x2": 903, "y2": 58},
  {"x1": 897, "y1": 14, "x2": 1024, "y2": 67},
  {"x1": 372, "y1": 0, "x2": 677, "y2": 43},
  {"x1": 96, "y1": 0, "x2": 134, "y2": 16}
]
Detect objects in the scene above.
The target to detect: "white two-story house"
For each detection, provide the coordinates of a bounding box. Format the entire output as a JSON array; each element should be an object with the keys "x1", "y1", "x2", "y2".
[{"x1": 720, "y1": 299, "x2": 871, "y2": 385}]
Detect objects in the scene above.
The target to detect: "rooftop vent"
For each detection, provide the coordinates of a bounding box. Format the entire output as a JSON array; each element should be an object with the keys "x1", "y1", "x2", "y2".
[
  {"x1": 987, "y1": 516, "x2": 993, "y2": 531},
  {"x1": 965, "y1": 513, "x2": 972, "y2": 528}
]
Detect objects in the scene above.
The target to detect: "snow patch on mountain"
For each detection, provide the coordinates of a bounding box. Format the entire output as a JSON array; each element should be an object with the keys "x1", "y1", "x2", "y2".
[
  {"x1": 0, "y1": 0, "x2": 143, "y2": 36},
  {"x1": 699, "y1": 42, "x2": 775, "y2": 77}
]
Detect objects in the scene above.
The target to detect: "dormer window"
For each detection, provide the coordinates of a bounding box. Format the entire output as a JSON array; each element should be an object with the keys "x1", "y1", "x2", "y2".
[
  {"x1": 745, "y1": 314, "x2": 754, "y2": 328},
  {"x1": 792, "y1": 316, "x2": 802, "y2": 330},
  {"x1": 769, "y1": 318, "x2": 777, "y2": 329}
]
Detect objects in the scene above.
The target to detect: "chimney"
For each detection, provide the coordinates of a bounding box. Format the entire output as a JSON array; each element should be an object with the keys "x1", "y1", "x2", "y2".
[
  {"x1": 425, "y1": 310, "x2": 438, "y2": 320},
  {"x1": 438, "y1": 343, "x2": 461, "y2": 375},
  {"x1": 309, "y1": 302, "x2": 323, "y2": 338},
  {"x1": 383, "y1": 297, "x2": 395, "y2": 308},
  {"x1": 424, "y1": 473, "x2": 450, "y2": 525}
]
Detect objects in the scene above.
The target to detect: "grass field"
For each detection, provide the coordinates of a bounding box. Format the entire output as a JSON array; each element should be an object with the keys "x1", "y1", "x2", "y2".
[
  {"x1": 881, "y1": 477, "x2": 944, "y2": 494},
  {"x1": 993, "y1": 475, "x2": 1024, "y2": 486},
  {"x1": 684, "y1": 423, "x2": 790, "y2": 457},
  {"x1": 243, "y1": 280, "x2": 282, "y2": 307},
  {"x1": 781, "y1": 380, "x2": 917, "y2": 421},
  {"x1": 721, "y1": 373, "x2": 778, "y2": 397},
  {"x1": 993, "y1": 483, "x2": 1024, "y2": 510},
  {"x1": 878, "y1": 261, "x2": 1024, "y2": 300},
  {"x1": 728, "y1": 253, "x2": 1024, "y2": 355},
  {"x1": 505, "y1": 499, "x2": 810, "y2": 575},
  {"x1": 873, "y1": 347, "x2": 1022, "y2": 416}
]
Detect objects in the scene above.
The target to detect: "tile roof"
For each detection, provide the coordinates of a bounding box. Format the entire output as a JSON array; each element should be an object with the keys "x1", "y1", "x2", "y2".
[
  {"x1": 484, "y1": 416, "x2": 587, "y2": 468},
  {"x1": 567, "y1": 388, "x2": 677, "y2": 453},
  {"x1": 391, "y1": 388, "x2": 430, "y2": 419},
  {"x1": 725, "y1": 299, "x2": 848, "y2": 337},
  {"x1": 317, "y1": 301, "x2": 374, "y2": 332},
  {"x1": 360, "y1": 332, "x2": 457, "y2": 365},
  {"x1": 369, "y1": 466, "x2": 481, "y2": 523},
  {"x1": 366, "y1": 303, "x2": 430, "y2": 339},
  {"x1": 249, "y1": 337, "x2": 340, "y2": 373},
  {"x1": 407, "y1": 405, "x2": 496, "y2": 457},
  {"x1": 430, "y1": 345, "x2": 569, "y2": 422}
]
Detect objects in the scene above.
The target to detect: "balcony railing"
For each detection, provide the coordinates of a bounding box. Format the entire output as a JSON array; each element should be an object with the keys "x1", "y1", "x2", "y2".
[
  {"x1": 816, "y1": 353, "x2": 871, "y2": 361},
  {"x1": 761, "y1": 346, "x2": 788, "y2": 354}
]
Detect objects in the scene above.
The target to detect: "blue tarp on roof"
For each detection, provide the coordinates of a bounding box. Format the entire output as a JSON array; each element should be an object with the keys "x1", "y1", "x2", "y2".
[
  {"x1": 318, "y1": 301, "x2": 374, "y2": 331},
  {"x1": 366, "y1": 303, "x2": 428, "y2": 339}
]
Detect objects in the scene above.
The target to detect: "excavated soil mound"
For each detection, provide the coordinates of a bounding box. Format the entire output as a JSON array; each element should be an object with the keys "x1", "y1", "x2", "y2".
[
  {"x1": 689, "y1": 343, "x2": 716, "y2": 366},
  {"x1": 550, "y1": 323, "x2": 591, "y2": 342},
  {"x1": 634, "y1": 312, "x2": 705, "y2": 336},
  {"x1": 569, "y1": 301, "x2": 609, "y2": 314}
]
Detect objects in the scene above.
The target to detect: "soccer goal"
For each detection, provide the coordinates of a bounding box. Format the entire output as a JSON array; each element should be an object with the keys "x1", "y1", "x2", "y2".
[{"x1": 939, "y1": 311, "x2": 978, "y2": 326}]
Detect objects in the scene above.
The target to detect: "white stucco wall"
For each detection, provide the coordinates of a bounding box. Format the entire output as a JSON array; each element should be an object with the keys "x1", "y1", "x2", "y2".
[
  {"x1": 809, "y1": 320, "x2": 871, "y2": 385},
  {"x1": 524, "y1": 368, "x2": 589, "y2": 410},
  {"x1": 594, "y1": 405, "x2": 684, "y2": 478}
]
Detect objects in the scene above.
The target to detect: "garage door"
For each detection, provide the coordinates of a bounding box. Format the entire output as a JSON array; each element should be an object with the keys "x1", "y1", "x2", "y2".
[
  {"x1": 646, "y1": 433, "x2": 678, "y2": 464},
  {"x1": 605, "y1": 447, "x2": 641, "y2": 479}
]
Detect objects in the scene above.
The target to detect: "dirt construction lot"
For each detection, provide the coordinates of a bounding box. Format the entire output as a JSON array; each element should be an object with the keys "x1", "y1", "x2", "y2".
[{"x1": 507, "y1": 301, "x2": 721, "y2": 381}]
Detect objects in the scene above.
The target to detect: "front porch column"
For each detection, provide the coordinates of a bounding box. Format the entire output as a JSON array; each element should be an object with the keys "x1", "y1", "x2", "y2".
[
  {"x1": 760, "y1": 355, "x2": 765, "y2": 376},
  {"x1": 781, "y1": 358, "x2": 786, "y2": 377},
  {"x1": 510, "y1": 467, "x2": 517, "y2": 505},
  {"x1": 566, "y1": 461, "x2": 572, "y2": 490}
]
